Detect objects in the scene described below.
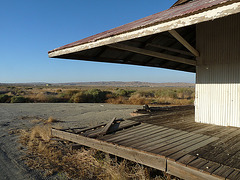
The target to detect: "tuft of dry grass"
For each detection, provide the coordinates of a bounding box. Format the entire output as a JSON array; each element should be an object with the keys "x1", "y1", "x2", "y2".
[{"x1": 45, "y1": 116, "x2": 58, "y2": 124}]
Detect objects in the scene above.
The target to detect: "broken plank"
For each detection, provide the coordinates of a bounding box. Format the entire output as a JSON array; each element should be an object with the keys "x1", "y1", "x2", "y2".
[
  {"x1": 83, "y1": 120, "x2": 141, "y2": 137},
  {"x1": 87, "y1": 117, "x2": 117, "y2": 137}
]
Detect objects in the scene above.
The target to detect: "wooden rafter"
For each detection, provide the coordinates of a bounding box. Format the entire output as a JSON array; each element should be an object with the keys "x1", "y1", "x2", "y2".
[
  {"x1": 146, "y1": 43, "x2": 194, "y2": 56},
  {"x1": 168, "y1": 30, "x2": 200, "y2": 57},
  {"x1": 108, "y1": 44, "x2": 196, "y2": 66}
]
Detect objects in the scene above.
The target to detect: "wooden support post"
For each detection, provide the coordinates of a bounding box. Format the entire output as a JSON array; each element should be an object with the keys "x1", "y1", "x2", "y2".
[
  {"x1": 108, "y1": 44, "x2": 196, "y2": 66},
  {"x1": 168, "y1": 30, "x2": 200, "y2": 57}
]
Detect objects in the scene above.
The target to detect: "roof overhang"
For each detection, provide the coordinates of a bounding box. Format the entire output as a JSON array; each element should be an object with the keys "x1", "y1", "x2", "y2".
[{"x1": 48, "y1": 0, "x2": 240, "y2": 73}]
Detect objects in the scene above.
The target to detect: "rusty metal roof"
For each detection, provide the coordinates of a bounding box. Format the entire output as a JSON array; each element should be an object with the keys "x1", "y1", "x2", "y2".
[{"x1": 49, "y1": 0, "x2": 235, "y2": 54}]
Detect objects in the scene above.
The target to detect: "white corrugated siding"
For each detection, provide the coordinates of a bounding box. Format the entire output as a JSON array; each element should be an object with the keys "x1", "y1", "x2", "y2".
[{"x1": 195, "y1": 13, "x2": 240, "y2": 127}]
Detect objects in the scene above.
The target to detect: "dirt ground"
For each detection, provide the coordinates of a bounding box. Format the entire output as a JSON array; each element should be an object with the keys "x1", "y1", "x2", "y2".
[{"x1": 0, "y1": 103, "x2": 141, "y2": 180}]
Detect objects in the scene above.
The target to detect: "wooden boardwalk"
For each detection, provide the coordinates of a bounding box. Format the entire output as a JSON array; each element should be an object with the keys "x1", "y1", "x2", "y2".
[{"x1": 52, "y1": 108, "x2": 240, "y2": 180}]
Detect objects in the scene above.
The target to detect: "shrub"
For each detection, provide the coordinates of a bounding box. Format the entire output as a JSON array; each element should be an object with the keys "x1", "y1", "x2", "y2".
[
  {"x1": 115, "y1": 89, "x2": 135, "y2": 97},
  {"x1": 155, "y1": 89, "x2": 178, "y2": 99},
  {"x1": 70, "y1": 91, "x2": 88, "y2": 103},
  {"x1": 128, "y1": 93, "x2": 150, "y2": 105},
  {"x1": 11, "y1": 96, "x2": 27, "y2": 103},
  {"x1": 65, "y1": 90, "x2": 80, "y2": 97},
  {"x1": 106, "y1": 96, "x2": 128, "y2": 104},
  {"x1": 86, "y1": 89, "x2": 108, "y2": 103},
  {"x1": 135, "y1": 91, "x2": 155, "y2": 98},
  {"x1": 0, "y1": 94, "x2": 10, "y2": 103}
]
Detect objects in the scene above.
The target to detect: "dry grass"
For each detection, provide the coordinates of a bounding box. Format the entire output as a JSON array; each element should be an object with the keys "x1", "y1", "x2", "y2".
[
  {"x1": 128, "y1": 94, "x2": 150, "y2": 105},
  {"x1": 19, "y1": 122, "x2": 174, "y2": 179},
  {"x1": 106, "y1": 96, "x2": 128, "y2": 104},
  {"x1": 45, "y1": 116, "x2": 59, "y2": 124}
]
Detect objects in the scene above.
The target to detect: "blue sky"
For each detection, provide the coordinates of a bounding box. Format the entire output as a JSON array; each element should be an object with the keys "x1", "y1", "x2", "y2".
[{"x1": 1, "y1": 0, "x2": 195, "y2": 83}]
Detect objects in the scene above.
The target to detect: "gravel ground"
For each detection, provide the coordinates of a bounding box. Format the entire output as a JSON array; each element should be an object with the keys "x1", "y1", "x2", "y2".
[{"x1": 0, "y1": 103, "x2": 141, "y2": 180}]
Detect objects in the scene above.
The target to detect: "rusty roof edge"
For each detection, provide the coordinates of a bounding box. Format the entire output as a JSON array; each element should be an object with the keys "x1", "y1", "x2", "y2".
[{"x1": 48, "y1": 0, "x2": 240, "y2": 57}]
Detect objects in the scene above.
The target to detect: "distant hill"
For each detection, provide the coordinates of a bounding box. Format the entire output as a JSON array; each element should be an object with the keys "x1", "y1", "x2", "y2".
[
  {"x1": 1, "y1": 81, "x2": 194, "y2": 87},
  {"x1": 58, "y1": 81, "x2": 194, "y2": 87}
]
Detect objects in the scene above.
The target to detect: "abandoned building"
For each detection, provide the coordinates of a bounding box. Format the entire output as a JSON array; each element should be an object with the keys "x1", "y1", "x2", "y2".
[{"x1": 49, "y1": 0, "x2": 240, "y2": 179}]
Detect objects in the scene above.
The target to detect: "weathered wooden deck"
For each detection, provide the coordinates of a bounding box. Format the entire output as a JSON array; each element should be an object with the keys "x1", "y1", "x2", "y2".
[{"x1": 52, "y1": 107, "x2": 240, "y2": 180}]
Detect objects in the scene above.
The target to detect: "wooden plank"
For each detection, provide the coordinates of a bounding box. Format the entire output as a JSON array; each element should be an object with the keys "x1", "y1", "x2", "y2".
[
  {"x1": 177, "y1": 154, "x2": 197, "y2": 165},
  {"x1": 114, "y1": 127, "x2": 178, "y2": 145},
  {"x1": 187, "y1": 158, "x2": 209, "y2": 170},
  {"x1": 212, "y1": 165, "x2": 234, "y2": 179},
  {"x1": 206, "y1": 139, "x2": 240, "y2": 166},
  {"x1": 190, "y1": 125, "x2": 224, "y2": 135},
  {"x1": 164, "y1": 122, "x2": 197, "y2": 130},
  {"x1": 207, "y1": 126, "x2": 232, "y2": 137},
  {"x1": 88, "y1": 119, "x2": 141, "y2": 138},
  {"x1": 162, "y1": 136, "x2": 213, "y2": 159},
  {"x1": 108, "y1": 44, "x2": 196, "y2": 66},
  {"x1": 188, "y1": 129, "x2": 240, "y2": 163},
  {"x1": 150, "y1": 133, "x2": 204, "y2": 154},
  {"x1": 111, "y1": 126, "x2": 169, "y2": 145},
  {"x1": 167, "y1": 160, "x2": 221, "y2": 180},
  {"x1": 77, "y1": 120, "x2": 135, "y2": 134},
  {"x1": 132, "y1": 129, "x2": 187, "y2": 150},
  {"x1": 52, "y1": 129, "x2": 167, "y2": 171},
  {"x1": 181, "y1": 124, "x2": 208, "y2": 132},
  {"x1": 226, "y1": 169, "x2": 240, "y2": 180},
  {"x1": 100, "y1": 124, "x2": 157, "y2": 141},
  {"x1": 213, "y1": 128, "x2": 240, "y2": 145},
  {"x1": 123, "y1": 129, "x2": 186, "y2": 148},
  {"x1": 199, "y1": 161, "x2": 221, "y2": 174},
  {"x1": 167, "y1": 137, "x2": 218, "y2": 161},
  {"x1": 68, "y1": 124, "x2": 105, "y2": 134},
  {"x1": 168, "y1": 29, "x2": 200, "y2": 57},
  {"x1": 83, "y1": 120, "x2": 140, "y2": 137},
  {"x1": 88, "y1": 117, "x2": 117, "y2": 137},
  {"x1": 109, "y1": 126, "x2": 165, "y2": 143}
]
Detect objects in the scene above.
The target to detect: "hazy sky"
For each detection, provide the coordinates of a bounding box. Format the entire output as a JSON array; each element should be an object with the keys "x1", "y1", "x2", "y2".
[{"x1": 1, "y1": 0, "x2": 195, "y2": 83}]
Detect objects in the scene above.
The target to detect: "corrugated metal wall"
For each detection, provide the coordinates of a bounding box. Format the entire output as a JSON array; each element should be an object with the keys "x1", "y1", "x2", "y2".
[{"x1": 195, "y1": 13, "x2": 240, "y2": 127}]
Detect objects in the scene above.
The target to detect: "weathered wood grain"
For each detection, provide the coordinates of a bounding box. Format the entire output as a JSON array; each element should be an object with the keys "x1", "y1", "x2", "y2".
[
  {"x1": 149, "y1": 133, "x2": 203, "y2": 154},
  {"x1": 167, "y1": 160, "x2": 220, "y2": 180}
]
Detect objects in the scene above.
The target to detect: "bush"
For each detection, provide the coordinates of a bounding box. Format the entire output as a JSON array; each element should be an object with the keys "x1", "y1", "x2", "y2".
[
  {"x1": 86, "y1": 89, "x2": 108, "y2": 103},
  {"x1": 70, "y1": 91, "x2": 88, "y2": 103},
  {"x1": 0, "y1": 95, "x2": 10, "y2": 103},
  {"x1": 11, "y1": 96, "x2": 27, "y2": 103},
  {"x1": 155, "y1": 89, "x2": 178, "y2": 99},
  {"x1": 115, "y1": 89, "x2": 135, "y2": 97},
  {"x1": 128, "y1": 94, "x2": 150, "y2": 105}
]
